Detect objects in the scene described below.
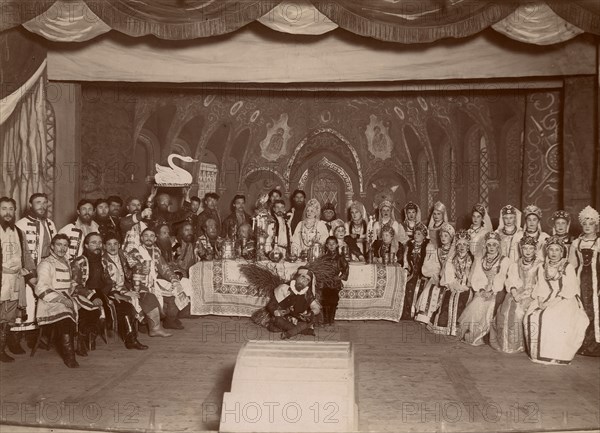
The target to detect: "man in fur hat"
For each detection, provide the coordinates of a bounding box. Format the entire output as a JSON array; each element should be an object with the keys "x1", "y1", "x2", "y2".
[{"x1": 266, "y1": 267, "x2": 321, "y2": 339}]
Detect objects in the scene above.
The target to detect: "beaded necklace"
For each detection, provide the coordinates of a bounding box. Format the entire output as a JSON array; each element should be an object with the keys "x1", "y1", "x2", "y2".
[{"x1": 482, "y1": 253, "x2": 500, "y2": 271}]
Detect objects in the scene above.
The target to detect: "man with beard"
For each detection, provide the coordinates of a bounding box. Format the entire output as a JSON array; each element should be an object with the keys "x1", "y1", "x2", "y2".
[
  {"x1": 0, "y1": 197, "x2": 36, "y2": 362},
  {"x1": 287, "y1": 189, "x2": 306, "y2": 234},
  {"x1": 196, "y1": 193, "x2": 222, "y2": 237},
  {"x1": 321, "y1": 202, "x2": 337, "y2": 233},
  {"x1": 71, "y1": 233, "x2": 111, "y2": 355},
  {"x1": 154, "y1": 223, "x2": 175, "y2": 264},
  {"x1": 107, "y1": 196, "x2": 123, "y2": 219},
  {"x1": 59, "y1": 199, "x2": 100, "y2": 261},
  {"x1": 266, "y1": 199, "x2": 291, "y2": 254},
  {"x1": 173, "y1": 221, "x2": 202, "y2": 278},
  {"x1": 94, "y1": 198, "x2": 121, "y2": 242},
  {"x1": 221, "y1": 195, "x2": 252, "y2": 239},
  {"x1": 147, "y1": 187, "x2": 192, "y2": 232},
  {"x1": 197, "y1": 219, "x2": 224, "y2": 261},
  {"x1": 130, "y1": 228, "x2": 191, "y2": 330},
  {"x1": 266, "y1": 267, "x2": 321, "y2": 339},
  {"x1": 120, "y1": 196, "x2": 152, "y2": 235},
  {"x1": 14, "y1": 193, "x2": 57, "y2": 351},
  {"x1": 103, "y1": 234, "x2": 171, "y2": 338}
]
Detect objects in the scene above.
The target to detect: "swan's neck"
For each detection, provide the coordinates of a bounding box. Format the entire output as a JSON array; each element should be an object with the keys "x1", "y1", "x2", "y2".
[{"x1": 168, "y1": 155, "x2": 185, "y2": 172}]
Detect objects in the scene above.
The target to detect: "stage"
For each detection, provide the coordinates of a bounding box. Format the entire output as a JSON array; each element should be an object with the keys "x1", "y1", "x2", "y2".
[{"x1": 1, "y1": 317, "x2": 598, "y2": 433}]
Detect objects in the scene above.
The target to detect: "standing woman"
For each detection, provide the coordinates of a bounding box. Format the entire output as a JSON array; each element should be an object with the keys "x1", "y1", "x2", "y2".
[
  {"x1": 401, "y1": 202, "x2": 422, "y2": 241},
  {"x1": 496, "y1": 205, "x2": 523, "y2": 262},
  {"x1": 428, "y1": 230, "x2": 474, "y2": 336},
  {"x1": 513, "y1": 205, "x2": 550, "y2": 261},
  {"x1": 427, "y1": 201, "x2": 449, "y2": 248},
  {"x1": 525, "y1": 236, "x2": 589, "y2": 364},
  {"x1": 458, "y1": 232, "x2": 510, "y2": 346},
  {"x1": 291, "y1": 199, "x2": 329, "y2": 256},
  {"x1": 414, "y1": 223, "x2": 455, "y2": 324},
  {"x1": 552, "y1": 210, "x2": 573, "y2": 257},
  {"x1": 344, "y1": 201, "x2": 369, "y2": 259},
  {"x1": 401, "y1": 222, "x2": 430, "y2": 320},
  {"x1": 490, "y1": 236, "x2": 541, "y2": 353},
  {"x1": 569, "y1": 206, "x2": 600, "y2": 357},
  {"x1": 468, "y1": 204, "x2": 492, "y2": 260}
]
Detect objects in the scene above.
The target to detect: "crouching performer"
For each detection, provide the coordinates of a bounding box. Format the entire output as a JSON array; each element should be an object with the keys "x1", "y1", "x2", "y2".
[
  {"x1": 35, "y1": 234, "x2": 87, "y2": 368},
  {"x1": 267, "y1": 267, "x2": 321, "y2": 339}
]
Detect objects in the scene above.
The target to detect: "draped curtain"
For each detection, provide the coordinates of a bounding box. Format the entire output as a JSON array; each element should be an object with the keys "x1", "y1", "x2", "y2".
[
  {"x1": 7, "y1": 0, "x2": 600, "y2": 44},
  {"x1": 0, "y1": 28, "x2": 50, "y2": 215}
]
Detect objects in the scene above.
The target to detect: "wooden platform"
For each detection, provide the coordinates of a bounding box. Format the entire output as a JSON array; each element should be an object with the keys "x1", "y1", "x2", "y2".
[{"x1": 1, "y1": 317, "x2": 599, "y2": 432}]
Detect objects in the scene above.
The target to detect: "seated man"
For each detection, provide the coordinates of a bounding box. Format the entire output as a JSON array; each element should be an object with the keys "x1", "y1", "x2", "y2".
[
  {"x1": 35, "y1": 234, "x2": 81, "y2": 368},
  {"x1": 235, "y1": 223, "x2": 256, "y2": 260},
  {"x1": 103, "y1": 233, "x2": 171, "y2": 338},
  {"x1": 130, "y1": 228, "x2": 191, "y2": 330},
  {"x1": 71, "y1": 233, "x2": 118, "y2": 354},
  {"x1": 197, "y1": 219, "x2": 224, "y2": 261},
  {"x1": 266, "y1": 267, "x2": 321, "y2": 339}
]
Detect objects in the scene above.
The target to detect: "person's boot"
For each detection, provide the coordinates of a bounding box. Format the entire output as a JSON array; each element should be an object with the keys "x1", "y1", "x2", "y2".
[
  {"x1": 0, "y1": 324, "x2": 15, "y2": 363},
  {"x1": 59, "y1": 332, "x2": 79, "y2": 368},
  {"x1": 89, "y1": 330, "x2": 97, "y2": 351},
  {"x1": 147, "y1": 308, "x2": 172, "y2": 337},
  {"x1": 7, "y1": 330, "x2": 26, "y2": 355},
  {"x1": 163, "y1": 299, "x2": 184, "y2": 330},
  {"x1": 76, "y1": 333, "x2": 88, "y2": 357},
  {"x1": 124, "y1": 316, "x2": 148, "y2": 350},
  {"x1": 330, "y1": 306, "x2": 338, "y2": 326}
]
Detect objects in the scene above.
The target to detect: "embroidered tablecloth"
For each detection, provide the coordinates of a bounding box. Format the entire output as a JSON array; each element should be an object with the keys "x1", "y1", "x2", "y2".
[{"x1": 190, "y1": 260, "x2": 406, "y2": 321}]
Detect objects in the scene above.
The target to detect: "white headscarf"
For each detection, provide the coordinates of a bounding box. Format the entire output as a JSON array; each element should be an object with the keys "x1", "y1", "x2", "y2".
[{"x1": 428, "y1": 201, "x2": 448, "y2": 229}]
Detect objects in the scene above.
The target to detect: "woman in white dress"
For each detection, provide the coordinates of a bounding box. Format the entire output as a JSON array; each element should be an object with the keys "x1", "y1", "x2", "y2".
[
  {"x1": 458, "y1": 231, "x2": 510, "y2": 346},
  {"x1": 428, "y1": 230, "x2": 474, "y2": 336},
  {"x1": 291, "y1": 199, "x2": 329, "y2": 257},
  {"x1": 414, "y1": 223, "x2": 455, "y2": 324},
  {"x1": 373, "y1": 200, "x2": 407, "y2": 245},
  {"x1": 525, "y1": 236, "x2": 589, "y2": 365},
  {"x1": 468, "y1": 204, "x2": 492, "y2": 260},
  {"x1": 345, "y1": 201, "x2": 369, "y2": 258},
  {"x1": 427, "y1": 201, "x2": 449, "y2": 248},
  {"x1": 496, "y1": 205, "x2": 523, "y2": 262},
  {"x1": 490, "y1": 236, "x2": 541, "y2": 353},
  {"x1": 512, "y1": 204, "x2": 550, "y2": 261}
]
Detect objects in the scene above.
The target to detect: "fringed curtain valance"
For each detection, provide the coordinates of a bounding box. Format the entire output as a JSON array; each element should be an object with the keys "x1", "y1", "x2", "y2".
[
  {"x1": 547, "y1": 0, "x2": 600, "y2": 36},
  {"x1": 310, "y1": 0, "x2": 519, "y2": 43},
  {"x1": 84, "y1": 0, "x2": 278, "y2": 39},
  {"x1": 4, "y1": 1, "x2": 600, "y2": 43}
]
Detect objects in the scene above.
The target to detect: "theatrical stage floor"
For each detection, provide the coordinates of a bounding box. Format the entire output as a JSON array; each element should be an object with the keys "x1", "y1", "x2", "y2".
[{"x1": 1, "y1": 317, "x2": 599, "y2": 433}]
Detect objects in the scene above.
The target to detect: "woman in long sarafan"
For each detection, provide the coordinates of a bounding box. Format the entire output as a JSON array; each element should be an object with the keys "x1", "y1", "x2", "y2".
[
  {"x1": 458, "y1": 231, "x2": 510, "y2": 346},
  {"x1": 401, "y1": 222, "x2": 430, "y2": 320},
  {"x1": 490, "y1": 236, "x2": 541, "y2": 353},
  {"x1": 414, "y1": 222, "x2": 455, "y2": 324},
  {"x1": 428, "y1": 230, "x2": 474, "y2": 336},
  {"x1": 568, "y1": 206, "x2": 600, "y2": 357},
  {"x1": 525, "y1": 236, "x2": 589, "y2": 365}
]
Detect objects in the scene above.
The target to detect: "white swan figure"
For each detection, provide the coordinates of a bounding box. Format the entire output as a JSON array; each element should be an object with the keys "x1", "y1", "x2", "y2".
[{"x1": 154, "y1": 153, "x2": 198, "y2": 186}]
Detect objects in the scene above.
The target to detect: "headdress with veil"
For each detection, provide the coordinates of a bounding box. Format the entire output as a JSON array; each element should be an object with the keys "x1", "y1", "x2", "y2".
[
  {"x1": 498, "y1": 205, "x2": 522, "y2": 231},
  {"x1": 347, "y1": 200, "x2": 368, "y2": 223},
  {"x1": 403, "y1": 201, "x2": 422, "y2": 224},
  {"x1": 472, "y1": 203, "x2": 493, "y2": 232},
  {"x1": 303, "y1": 198, "x2": 321, "y2": 220},
  {"x1": 551, "y1": 210, "x2": 571, "y2": 235},
  {"x1": 428, "y1": 201, "x2": 448, "y2": 229},
  {"x1": 377, "y1": 200, "x2": 396, "y2": 222}
]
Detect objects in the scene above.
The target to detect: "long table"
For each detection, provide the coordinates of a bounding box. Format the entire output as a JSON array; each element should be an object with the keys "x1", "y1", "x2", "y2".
[{"x1": 189, "y1": 260, "x2": 407, "y2": 321}]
